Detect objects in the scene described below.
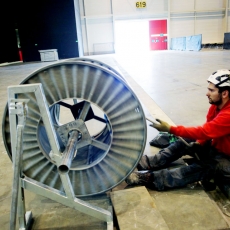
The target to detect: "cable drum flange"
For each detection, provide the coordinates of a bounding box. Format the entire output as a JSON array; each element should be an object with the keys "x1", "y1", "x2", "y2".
[
  {"x1": 62, "y1": 57, "x2": 125, "y2": 82},
  {"x1": 2, "y1": 58, "x2": 147, "y2": 197}
]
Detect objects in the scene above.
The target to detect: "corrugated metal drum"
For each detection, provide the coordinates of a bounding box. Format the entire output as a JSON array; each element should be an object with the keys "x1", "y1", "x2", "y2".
[{"x1": 2, "y1": 58, "x2": 147, "y2": 197}]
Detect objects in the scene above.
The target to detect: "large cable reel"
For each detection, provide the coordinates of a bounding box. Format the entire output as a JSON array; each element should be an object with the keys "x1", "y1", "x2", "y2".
[{"x1": 2, "y1": 58, "x2": 147, "y2": 197}]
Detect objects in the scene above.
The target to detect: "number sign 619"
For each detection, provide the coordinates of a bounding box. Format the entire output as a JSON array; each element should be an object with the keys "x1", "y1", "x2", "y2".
[{"x1": 136, "y1": 1, "x2": 146, "y2": 8}]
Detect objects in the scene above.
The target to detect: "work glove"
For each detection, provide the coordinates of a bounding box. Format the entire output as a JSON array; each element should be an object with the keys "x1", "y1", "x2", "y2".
[{"x1": 149, "y1": 119, "x2": 171, "y2": 133}]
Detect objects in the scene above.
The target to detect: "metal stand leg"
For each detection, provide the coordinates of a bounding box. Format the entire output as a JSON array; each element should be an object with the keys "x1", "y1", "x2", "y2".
[
  {"x1": 8, "y1": 85, "x2": 113, "y2": 230},
  {"x1": 9, "y1": 102, "x2": 33, "y2": 230},
  {"x1": 10, "y1": 109, "x2": 25, "y2": 229}
]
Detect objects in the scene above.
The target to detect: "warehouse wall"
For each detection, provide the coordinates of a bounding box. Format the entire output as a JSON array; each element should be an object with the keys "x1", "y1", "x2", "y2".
[
  {"x1": 79, "y1": 0, "x2": 230, "y2": 55},
  {"x1": 1, "y1": 0, "x2": 229, "y2": 63},
  {"x1": 18, "y1": 0, "x2": 79, "y2": 62},
  {"x1": 79, "y1": 0, "x2": 114, "y2": 55},
  {"x1": 0, "y1": 2, "x2": 21, "y2": 64}
]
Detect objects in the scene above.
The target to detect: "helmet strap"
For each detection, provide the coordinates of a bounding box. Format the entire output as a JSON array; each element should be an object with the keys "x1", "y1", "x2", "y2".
[{"x1": 216, "y1": 77, "x2": 230, "y2": 87}]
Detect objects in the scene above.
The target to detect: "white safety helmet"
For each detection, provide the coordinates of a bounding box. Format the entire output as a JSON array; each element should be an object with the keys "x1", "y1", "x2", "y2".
[{"x1": 207, "y1": 69, "x2": 230, "y2": 87}]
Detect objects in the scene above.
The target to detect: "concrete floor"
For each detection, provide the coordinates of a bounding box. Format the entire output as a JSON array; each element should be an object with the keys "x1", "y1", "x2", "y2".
[{"x1": 1, "y1": 49, "x2": 230, "y2": 229}]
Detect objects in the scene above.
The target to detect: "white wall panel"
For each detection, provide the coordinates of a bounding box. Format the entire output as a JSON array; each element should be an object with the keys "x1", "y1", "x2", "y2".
[
  {"x1": 86, "y1": 18, "x2": 114, "y2": 54},
  {"x1": 196, "y1": 0, "x2": 225, "y2": 11},
  {"x1": 195, "y1": 17, "x2": 224, "y2": 43},
  {"x1": 83, "y1": 0, "x2": 112, "y2": 16},
  {"x1": 171, "y1": 0, "x2": 195, "y2": 12},
  {"x1": 112, "y1": 0, "x2": 140, "y2": 15},
  {"x1": 170, "y1": 19, "x2": 194, "y2": 37}
]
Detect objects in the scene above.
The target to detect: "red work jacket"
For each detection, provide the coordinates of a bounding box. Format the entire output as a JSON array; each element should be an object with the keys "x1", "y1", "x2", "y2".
[{"x1": 170, "y1": 100, "x2": 230, "y2": 156}]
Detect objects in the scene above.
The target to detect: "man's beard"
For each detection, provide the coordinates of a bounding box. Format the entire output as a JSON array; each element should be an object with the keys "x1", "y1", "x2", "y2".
[{"x1": 209, "y1": 96, "x2": 222, "y2": 105}]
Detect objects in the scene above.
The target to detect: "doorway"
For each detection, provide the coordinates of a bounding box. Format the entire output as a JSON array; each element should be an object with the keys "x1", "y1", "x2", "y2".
[
  {"x1": 114, "y1": 19, "x2": 168, "y2": 56},
  {"x1": 114, "y1": 20, "x2": 149, "y2": 56}
]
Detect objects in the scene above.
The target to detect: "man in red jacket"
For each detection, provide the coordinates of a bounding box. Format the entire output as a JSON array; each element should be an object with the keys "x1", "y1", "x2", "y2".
[{"x1": 126, "y1": 69, "x2": 230, "y2": 191}]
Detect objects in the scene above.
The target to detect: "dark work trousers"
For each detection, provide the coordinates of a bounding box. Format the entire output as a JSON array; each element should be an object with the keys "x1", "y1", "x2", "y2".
[{"x1": 145, "y1": 139, "x2": 230, "y2": 190}]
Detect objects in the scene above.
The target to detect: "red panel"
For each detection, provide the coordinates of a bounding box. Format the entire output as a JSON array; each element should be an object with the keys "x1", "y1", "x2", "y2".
[
  {"x1": 18, "y1": 49, "x2": 23, "y2": 61},
  {"x1": 149, "y1": 20, "x2": 167, "y2": 50}
]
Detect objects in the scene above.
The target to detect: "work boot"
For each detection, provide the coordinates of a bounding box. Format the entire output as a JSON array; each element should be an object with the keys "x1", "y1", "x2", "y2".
[
  {"x1": 125, "y1": 170, "x2": 155, "y2": 188},
  {"x1": 137, "y1": 155, "x2": 151, "y2": 170},
  {"x1": 201, "y1": 180, "x2": 216, "y2": 191}
]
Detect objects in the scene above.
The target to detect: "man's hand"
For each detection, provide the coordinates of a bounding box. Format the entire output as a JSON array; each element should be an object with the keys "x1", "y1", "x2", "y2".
[{"x1": 149, "y1": 119, "x2": 171, "y2": 133}]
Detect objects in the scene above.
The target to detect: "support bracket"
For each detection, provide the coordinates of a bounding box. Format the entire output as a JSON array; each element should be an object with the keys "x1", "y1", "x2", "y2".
[{"x1": 8, "y1": 84, "x2": 113, "y2": 230}]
